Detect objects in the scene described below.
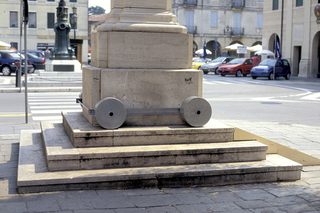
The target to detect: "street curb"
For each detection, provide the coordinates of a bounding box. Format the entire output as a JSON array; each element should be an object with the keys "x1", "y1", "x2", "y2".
[{"x1": 0, "y1": 87, "x2": 82, "y2": 93}]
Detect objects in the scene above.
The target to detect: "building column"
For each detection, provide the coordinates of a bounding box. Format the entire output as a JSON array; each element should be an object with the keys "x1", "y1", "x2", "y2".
[
  {"x1": 299, "y1": 0, "x2": 312, "y2": 77},
  {"x1": 284, "y1": 0, "x2": 293, "y2": 63}
]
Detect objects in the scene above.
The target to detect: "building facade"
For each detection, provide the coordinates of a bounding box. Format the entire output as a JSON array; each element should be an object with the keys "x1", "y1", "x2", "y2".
[
  {"x1": 0, "y1": 0, "x2": 88, "y2": 63},
  {"x1": 263, "y1": 0, "x2": 320, "y2": 78},
  {"x1": 172, "y1": 0, "x2": 264, "y2": 58}
]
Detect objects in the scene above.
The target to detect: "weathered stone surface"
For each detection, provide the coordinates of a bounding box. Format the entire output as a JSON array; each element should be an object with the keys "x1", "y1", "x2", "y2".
[
  {"x1": 82, "y1": 68, "x2": 202, "y2": 126},
  {"x1": 63, "y1": 112, "x2": 234, "y2": 148},
  {"x1": 82, "y1": 66, "x2": 101, "y2": 125},
  {"x1": 91, "y1": 32, "x2": 192, "y2": 69},
  {"x1": 41, "y1": 120, "x2": 268, "y2": 171},
  {"x1": 100, "y1": 69, "x2": 201, "y2": 108},
  {"x1": 97, "y1": 0, "x2": 186, "y2": 33},
  {"x1": 17, "y1": 129, "x2": 302, "y2": 194}
]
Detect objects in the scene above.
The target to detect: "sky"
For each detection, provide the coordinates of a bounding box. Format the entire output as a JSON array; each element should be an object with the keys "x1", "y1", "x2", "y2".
[{"x1": 88, "y1": 0, "x2": 111, "y2": 13}]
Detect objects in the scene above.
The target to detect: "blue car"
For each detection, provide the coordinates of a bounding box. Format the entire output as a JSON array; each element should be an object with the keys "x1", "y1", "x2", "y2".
[
  {"x1": 0, "y1": 51, "x2": 34, "y2": 76},
  {"x1": 250, "y1": 58, "x2": 291, "y2": 80}
]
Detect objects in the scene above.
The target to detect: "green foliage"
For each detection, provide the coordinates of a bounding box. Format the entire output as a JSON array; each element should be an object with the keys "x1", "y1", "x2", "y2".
[{"x1": 89, "y1": 6, "x2": 106, "y2": 15}]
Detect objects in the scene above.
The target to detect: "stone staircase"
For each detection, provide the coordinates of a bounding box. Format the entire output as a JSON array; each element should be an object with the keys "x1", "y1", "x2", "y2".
[{"x1": 17, "y1": 112, "x2": 302, "y2": 193}]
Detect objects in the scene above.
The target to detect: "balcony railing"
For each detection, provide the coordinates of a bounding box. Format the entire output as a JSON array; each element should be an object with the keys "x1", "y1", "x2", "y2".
[
  {"x1": 185, "y1": 25, "x2": 197, "y2": 34},
  {"x1": 232, "y1": 0, "x2": 245, "y2": 8},
  {"x1": 231, "y1": 27, "x2": 244, "y2": 36},
  {"x1": 183, "y1": 0, "x2": 198, "y2": 6}
]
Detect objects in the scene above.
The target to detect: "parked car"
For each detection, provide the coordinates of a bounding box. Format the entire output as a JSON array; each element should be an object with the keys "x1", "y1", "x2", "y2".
[
  {"x1": 250, "y1": 58, "x2": 291, "y2": 80},
  {"x1": 217, "y1": 58, "x2": 254, "y2": 77},
  {"x1": 21, "y1": 52, "x2": 45, "y2": 70},
  {"x1": 0, "y1": 51, "x2": 34, "y2": 76},
  {"x1": 22, "y1": 50, "x2": 44, "y2": 58},
  {"x1": 192, "y1": 58, "x2": 211, "y2": 70},
  {"x1": 200, "y1": 57, "x2": 235, "y2": 74}
]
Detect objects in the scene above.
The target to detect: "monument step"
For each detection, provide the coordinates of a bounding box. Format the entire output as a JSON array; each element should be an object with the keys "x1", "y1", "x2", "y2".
[
  {"x1": 17, "y1": 130, "x2": 302, "y2": 194},
  {"x1": 61, "y1": 112, "x2": 236, "y2": 148},
  {"x1": 37, "y1": 71, "x2": 82, "y2": 77},
  {"x1": 28, "y1": 76, "x2": 82, "y2": 81},
  {"x1": 25, "y1": 80, "x2": 82, "y2": 87},
  {"x1": 41, "y1": 122, "x2": 268, "y2": 171}
]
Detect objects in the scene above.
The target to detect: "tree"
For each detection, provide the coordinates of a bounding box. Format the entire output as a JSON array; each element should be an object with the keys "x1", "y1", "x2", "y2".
[{"x1": 89, "y1": 6, "x2": 106, "y2": 15}]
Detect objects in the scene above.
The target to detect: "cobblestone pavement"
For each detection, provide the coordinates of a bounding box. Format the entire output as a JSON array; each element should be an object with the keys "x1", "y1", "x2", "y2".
[{"x1": 1, "y1": 121, "x2": 320, "y2": 213}]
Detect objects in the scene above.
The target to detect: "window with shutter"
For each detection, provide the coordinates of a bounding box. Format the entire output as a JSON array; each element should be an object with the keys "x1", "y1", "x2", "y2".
[
  {"x1": 233, "y1": 12, "x2": 241, "y2": 35},
  {"x1": 10, "y1": 11, "x2": 18, "y2": 28},
  {"x1": 29, "y1": 12, "x2": 37, "y2": 28},
  {"x1": 185, "y1": 10, "x2": 194, "y2": 33},
  {"x1": 47, "y1": 13, "x2": 55, "y2": 29},
  {"x1": 296, "y1": 0, "x2": 303, "y2": 7},
  {"x1": 210, "y1": 12, "x2": 217, "y2": 28},
  {"x1": 256, "y1": 13, "x2": 263, "y2": 29},
  {"x1": 273, "y1": 0, "x2": 279, "y2": 10}
]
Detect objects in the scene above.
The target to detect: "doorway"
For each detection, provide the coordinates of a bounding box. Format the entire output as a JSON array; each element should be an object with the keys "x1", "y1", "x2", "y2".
[
  {"x1": 293, "y1": 46, "x2": 301, "y2": 76},
  {"x1": 311, "y1": 32, "x2": 320, "y2": 78}
]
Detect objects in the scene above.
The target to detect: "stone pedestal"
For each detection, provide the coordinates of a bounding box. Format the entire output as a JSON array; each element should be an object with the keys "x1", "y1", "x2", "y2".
[
  {"x1": 83, "y1": 0, "x2": 198, "y2": 127},
  {"x1": 91, "y1": 32, "x2": 193, "y2": 69},
  {"x1": 45, "y1": 59, "x2": 81, "y2": 72},
  {"x1": 82, "y1": 66, "x2": 202, "y2": 126}
]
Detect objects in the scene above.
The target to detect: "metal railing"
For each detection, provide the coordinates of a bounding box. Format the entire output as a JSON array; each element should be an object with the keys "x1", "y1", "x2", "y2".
[
  {"x1": 183, "y1": 0, "x2": 198, "y2": 6},
  {"x1": 232, "y1": 0, "x2": 245, "y2": 8},
  {"x1": 185, "y1": 25, "x2": 197, "y2": 34},
  {"x1": 231, "y1": 27, "x2": 244, "y2": 36}
]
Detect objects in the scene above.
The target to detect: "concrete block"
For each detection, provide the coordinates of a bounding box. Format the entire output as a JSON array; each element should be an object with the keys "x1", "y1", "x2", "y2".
[
  {"x1": 82, "y1": 66, "x2": 101, "y2": 125},
  {"x1": 45, "y1": 59, "x2": 81, "y2": 72},
  {"x1": 91, "y1": 32, "x2": 108, "y2": 68},
  {"x1": 91, "y1": 31, "x2": 192, "y2": 69},
  {"x1": 100, "y1": 68, "x2": 202, "y2": 126},
  {"x1": 82, "y1": 68, "x2": 203, "y2": 126},
  {"x1": 62, "y1": 112, "x2": 234, "y2": 148}
]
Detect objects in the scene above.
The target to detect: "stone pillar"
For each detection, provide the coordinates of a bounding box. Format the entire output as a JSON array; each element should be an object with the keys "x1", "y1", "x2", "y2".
[
  {"x1": 83, "y1": 0, "x2": 204, "y2": 127},
  {"x1": 299, "y1": 0, "x2": 312, "y2": 77}
]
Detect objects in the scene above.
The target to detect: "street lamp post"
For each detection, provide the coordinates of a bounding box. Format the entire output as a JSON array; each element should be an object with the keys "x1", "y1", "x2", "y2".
[{"x1": 71, "y1": 6, "x2": 77, "y2": 39}]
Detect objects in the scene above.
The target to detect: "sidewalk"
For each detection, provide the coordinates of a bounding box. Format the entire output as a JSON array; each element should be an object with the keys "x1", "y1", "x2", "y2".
[{"x1": 1, "y1": 119, "x2": 320, "y2": 212}]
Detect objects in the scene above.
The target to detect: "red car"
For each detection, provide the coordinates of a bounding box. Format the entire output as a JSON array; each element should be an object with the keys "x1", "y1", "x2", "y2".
[{"x1": 218, "y1": 58, "x2": 254, "y2": 77}]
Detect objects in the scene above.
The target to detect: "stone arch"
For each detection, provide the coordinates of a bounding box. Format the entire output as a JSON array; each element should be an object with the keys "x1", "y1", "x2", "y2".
[
  {"x1": 230, "y1": 40, "x2": 243, "y2": 45},
  {"x1": 268, "y1": 33, "x2": 280, "y2": 57},
  {"x1": 193, "y1": 41, "x2": 198, "y2": 57},
  {"x1": 206, "y1": 40, "x2": 221, "y2": 59},
  {"x1": 229, "y1": 41, "x2": 243, "y2": 58},
  {"x1": 311, "y1": 31, "x2": 320, "y2": 78},
  {"x1": 250, "y1": 41, "x2": 262, "y2": 58},
  {"x1": 252, "y1": 41, "x2": 262, "y2": 46}
]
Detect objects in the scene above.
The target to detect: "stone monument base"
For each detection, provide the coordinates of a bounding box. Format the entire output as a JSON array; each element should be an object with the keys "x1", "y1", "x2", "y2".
[
  {"x1": 82, "y1": 66, "x2": 203, "y2": 126},
  {"x1": 16, "y1": 112, "x2": 302, "y2": 193},
  {"x1": 45, "y1": 59, "x2": 81, "y2": 72},
  {"x1": 91, "y1": 31, "x2": 193, "y2": 69}
]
